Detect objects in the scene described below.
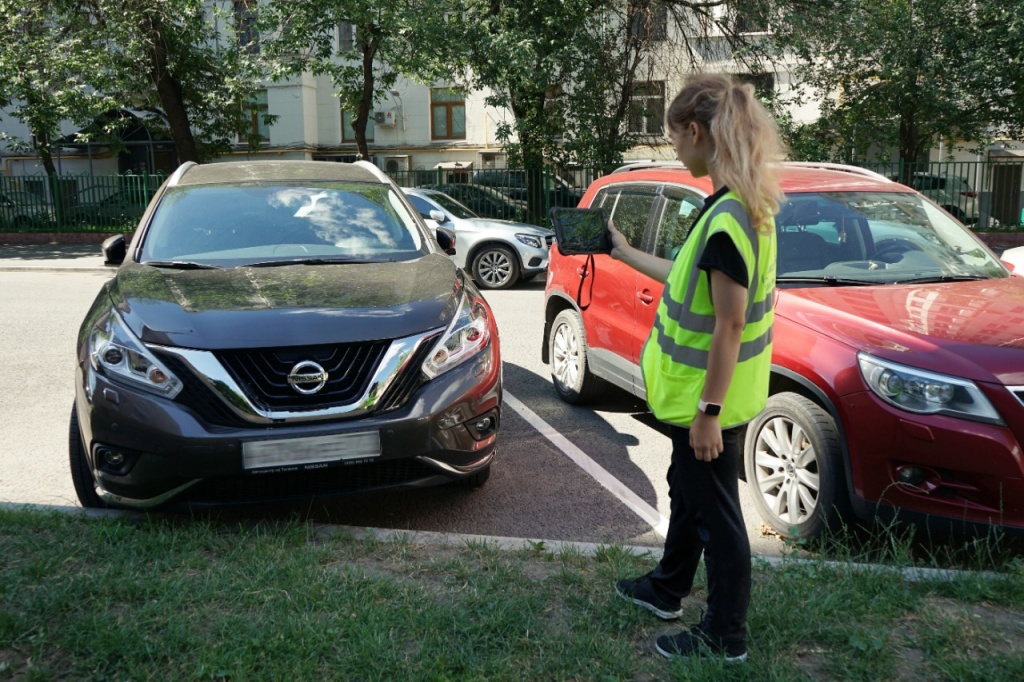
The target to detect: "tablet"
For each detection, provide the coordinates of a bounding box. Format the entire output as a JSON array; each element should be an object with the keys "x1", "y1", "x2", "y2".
[{"x1": 550, "y1": 207, "x2": 612, "y2": 255}]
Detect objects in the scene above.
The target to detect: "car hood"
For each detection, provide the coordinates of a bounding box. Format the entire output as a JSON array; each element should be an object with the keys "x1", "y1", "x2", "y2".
[
  {"x1": 462, "y1": 218, "x2": 553, "y2": 236},
  {"x1": 107, "y1": 255, "x2": 461, "y2": 350},
  {"x1": 776, "y1": 277, "x2": 1024, "y2": 385}
]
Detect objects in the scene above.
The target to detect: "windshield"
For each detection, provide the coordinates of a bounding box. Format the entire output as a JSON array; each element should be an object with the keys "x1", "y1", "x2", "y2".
[
  {"x1": 774, "y1": 191, "x2": 1008, "y2": 287},
  {"x1": 140, "y1": 182, "x2": 428, "y2": 267},
  {"x1": 425, "y1": 191, "x2": 478, "y2": 219}
]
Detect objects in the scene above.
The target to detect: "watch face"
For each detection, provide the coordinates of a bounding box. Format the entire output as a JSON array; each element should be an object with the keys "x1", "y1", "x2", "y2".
[{"x1": 701, "y1": 401, "x2": 722, "y2": 416}]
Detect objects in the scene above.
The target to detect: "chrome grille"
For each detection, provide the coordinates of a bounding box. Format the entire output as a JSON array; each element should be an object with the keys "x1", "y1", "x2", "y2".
[{"x1": 217, "y1": 342, "x2": 389, "y2": 411}]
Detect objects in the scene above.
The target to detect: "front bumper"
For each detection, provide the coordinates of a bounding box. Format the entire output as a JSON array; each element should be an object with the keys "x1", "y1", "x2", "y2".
[
  {"x1": 843, "y1": 390, "x2": 1024, "y2": 531},
  {"x1": 74, "y1": 338, "x2": 501, "y2": 509},
  {"x1": 518, "y1": 243, "x2": 550, "y2": 276}
]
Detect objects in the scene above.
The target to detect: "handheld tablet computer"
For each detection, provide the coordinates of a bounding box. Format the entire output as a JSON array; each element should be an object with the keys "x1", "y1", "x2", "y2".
[{"x1": 549, "y1": 207, "x2": 612, "y2": 255}]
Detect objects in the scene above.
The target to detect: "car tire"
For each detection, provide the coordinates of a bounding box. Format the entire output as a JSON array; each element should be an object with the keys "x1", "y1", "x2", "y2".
[
  {"x1": 69, "y1": 404, "x2": 107, "y2": 509},
  {"x1": 548, "y1": 309, "x2": 607, "y2": 405},
  {"x1": 743, "y1": 392, "x2": 851, "y2": 540},
  {"x1": 459, "y1": 464, "x2": 491, "y2": 488},
  {"x1": 472, "y1": 246, "x2": 520, "y2": 290}
]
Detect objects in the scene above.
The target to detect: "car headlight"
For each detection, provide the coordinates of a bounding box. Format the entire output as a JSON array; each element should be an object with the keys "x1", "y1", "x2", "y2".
[
  {"x1": 422, "y1": 290, "x2": 492, "y2": 379},
  {"x1": 88, "y1": 308, "x2": 183, "y2": 399},
  {"x1": 857, "y1": 353, "x2": 1002, "y2": 424},
  {"x1": 516, "y1": 233, "x2": 543, "y2": 249}
]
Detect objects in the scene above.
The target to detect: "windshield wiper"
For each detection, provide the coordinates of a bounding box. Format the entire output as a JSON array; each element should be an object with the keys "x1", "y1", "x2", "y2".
[
  {"x1": 776, "y1": 276, "x2": 877, "y2": 286},
  {"x1": 244, "y1": 257, "x2": 368, "y2": 268},
  {"x1": 144, "y1": 260, "x2": 220, "y2": 270},
  {"x1": 892, "y1": 274, "x2": 988, "y2": 284}
]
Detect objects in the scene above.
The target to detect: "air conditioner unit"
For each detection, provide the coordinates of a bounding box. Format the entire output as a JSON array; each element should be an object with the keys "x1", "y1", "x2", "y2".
[
  {"x1": 374, "y1": 109, "x2": 398, "y2": 127},
  {"x1": 383, "y1": 155, "x2": 411, "y2": 173}
]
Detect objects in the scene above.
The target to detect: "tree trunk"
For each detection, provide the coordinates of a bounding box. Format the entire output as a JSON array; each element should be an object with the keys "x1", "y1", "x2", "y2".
[
  {"x1": 145, "y1": 14, "x2": 200, "y2": 164},
  {"x1": 354, "y1": 32, "x2": 380, "y2": 161}
]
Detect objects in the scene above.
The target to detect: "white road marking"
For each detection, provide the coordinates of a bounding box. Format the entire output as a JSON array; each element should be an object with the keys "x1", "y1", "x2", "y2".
[{"x1": 504, "y1": 391, "x2": 670, "y2": 537}]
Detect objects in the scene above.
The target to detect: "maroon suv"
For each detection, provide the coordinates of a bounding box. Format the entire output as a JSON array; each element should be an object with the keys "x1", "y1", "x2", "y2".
[{"x1": 543, "y1": 161, "x2": 1024, "y2": 539}]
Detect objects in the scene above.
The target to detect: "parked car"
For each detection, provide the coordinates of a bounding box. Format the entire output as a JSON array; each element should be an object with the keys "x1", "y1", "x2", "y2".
[
  {"x1": 471, "y1": 169, "x2": 583, "y2": 208},
  {"x1": 70, "y1": 185, "x2": 154, "y2": 227},
  {"x1": 891, "y1": 173, "x2": 981, "y2": 224},
  {"x1": 1003, "y1": 245, "x2": 1024, "y2": 276},
  {"x1": 417, "y1": 183, "x2": 528, "y2": 222},
  {"x1": 403, "y1": 187, "x2": 554, "y2": 289},
  {"x1": 71, "y1": 160, "x2": 501, "y2": 510},
  {"x1": 0, "y1": 190, "x2": 54, "y2": 228},
  {"x1": 543, "y1": 160, "x2": 1024, "y2": 540}
]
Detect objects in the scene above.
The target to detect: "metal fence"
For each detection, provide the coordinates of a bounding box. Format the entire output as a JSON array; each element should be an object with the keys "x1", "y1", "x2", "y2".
[
  {"x1": 2, "y1": 159, "x2": 1022, "y2": 233},
  {"x1": 0, "y1": 172, "x2": 166, "y2": 233}
]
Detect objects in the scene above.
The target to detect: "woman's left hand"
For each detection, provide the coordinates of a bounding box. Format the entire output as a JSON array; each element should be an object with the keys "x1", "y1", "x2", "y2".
[{"x1": 690, "y1": 412, "x2": 724, "y2": 461}]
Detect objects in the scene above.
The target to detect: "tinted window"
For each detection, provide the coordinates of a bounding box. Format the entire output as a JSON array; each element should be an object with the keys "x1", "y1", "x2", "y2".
[{"x1": 653, "y1": 186, "x2": 704, "y2": 259}]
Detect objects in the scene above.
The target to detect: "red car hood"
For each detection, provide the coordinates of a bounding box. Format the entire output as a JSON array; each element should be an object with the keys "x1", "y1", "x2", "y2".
[{"x1": 776, "y1": 277, "x2": 1024, "y2": 385}]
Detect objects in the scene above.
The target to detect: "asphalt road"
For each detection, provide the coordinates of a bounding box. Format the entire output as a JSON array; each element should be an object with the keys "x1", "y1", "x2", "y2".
[{"x1": 0, "y1": 267, "x2": 788, "y2": 558}]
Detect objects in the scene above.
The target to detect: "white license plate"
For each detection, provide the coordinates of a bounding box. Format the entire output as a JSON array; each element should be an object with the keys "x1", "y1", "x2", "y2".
[{"x1": 242, "y1": 431, "x2": 381, "y2": 471}]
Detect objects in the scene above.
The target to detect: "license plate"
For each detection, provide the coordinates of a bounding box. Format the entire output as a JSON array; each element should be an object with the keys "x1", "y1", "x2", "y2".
[{"x1": 242, "y1": 431, "x2": 381, "y2": 471}]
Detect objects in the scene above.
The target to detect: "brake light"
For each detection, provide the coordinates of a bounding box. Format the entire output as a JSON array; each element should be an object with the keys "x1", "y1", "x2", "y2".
[{"x1": 962, "y1": 191, "x2": 977, "y2": 198}]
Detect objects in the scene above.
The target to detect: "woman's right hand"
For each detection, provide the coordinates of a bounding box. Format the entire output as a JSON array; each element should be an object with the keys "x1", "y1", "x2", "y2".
[{"x1": 608, "y1": 219, "x2": 629, "y2": 260}]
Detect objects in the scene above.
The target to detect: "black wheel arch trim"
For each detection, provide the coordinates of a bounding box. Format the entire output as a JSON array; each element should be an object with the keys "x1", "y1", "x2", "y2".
[
  {"x1": 542, "y1": 292, "x2": 582, "y2": 365},
  {"x1": 769, "y1": 364, "x2": 859, "y2": 513}
]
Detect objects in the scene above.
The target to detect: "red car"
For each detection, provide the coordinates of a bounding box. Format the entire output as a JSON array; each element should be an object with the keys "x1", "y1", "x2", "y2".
[{"x1": 543, "y1": 161, "x2": 1024, "y2": 539}]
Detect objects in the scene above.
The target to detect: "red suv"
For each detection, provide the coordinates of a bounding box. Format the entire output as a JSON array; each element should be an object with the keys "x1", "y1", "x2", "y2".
[{"x1": 543, "y1": 161, "x2": 1024, "y2": 539}]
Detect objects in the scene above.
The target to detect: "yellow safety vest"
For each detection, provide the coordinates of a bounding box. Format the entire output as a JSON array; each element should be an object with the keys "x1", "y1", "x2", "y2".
[{"x1": 641, "y1": 191, "x2": 776, "y2": 428}]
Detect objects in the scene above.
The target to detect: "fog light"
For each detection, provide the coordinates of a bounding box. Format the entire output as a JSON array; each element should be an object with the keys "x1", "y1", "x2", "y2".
[
  {"x1": 93, "y1": 444, "x2": 139, "y2": 476},
  {"x1": 466, "y1": 411, "x2": 498, "y2": 440},
  {"x1": 897, "y1": 465, "x2": 925, "y2": 486},
  {"x1": 474, "y1": 417, "x2": 493, "y2": 432}
]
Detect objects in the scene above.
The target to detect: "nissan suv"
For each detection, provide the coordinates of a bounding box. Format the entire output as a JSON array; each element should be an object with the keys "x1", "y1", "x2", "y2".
[
  {"x1": 72, "y1": 160, "x2": 501, "y2": 510},
  {"x1": 543, "y1": 161, "x2": 1024, "y2": 539}
]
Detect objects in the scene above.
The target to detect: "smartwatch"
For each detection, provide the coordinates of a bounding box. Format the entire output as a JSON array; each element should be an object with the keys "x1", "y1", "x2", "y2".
[{"x1": 698, "y1": 399, "x2": 722, "y2": 417}]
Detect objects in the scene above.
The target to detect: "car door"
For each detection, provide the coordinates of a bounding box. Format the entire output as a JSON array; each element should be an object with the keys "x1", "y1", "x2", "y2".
[
  {"x1": 575, "y1": 183, "x2": 660, "y2": 392},
  {"x1": 632, "y1": 186, "x2": 706, "y2": 395}
]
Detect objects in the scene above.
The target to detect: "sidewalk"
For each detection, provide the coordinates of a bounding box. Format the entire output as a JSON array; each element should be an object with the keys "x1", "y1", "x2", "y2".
[{"x1": 0, "y1": 242, "x2": 110, "y2": 272}]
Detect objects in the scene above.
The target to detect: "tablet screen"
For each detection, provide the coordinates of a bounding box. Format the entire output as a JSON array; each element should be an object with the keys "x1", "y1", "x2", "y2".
[{"x1": 550, "y1": 207, "x2": 612, "y2": 255}]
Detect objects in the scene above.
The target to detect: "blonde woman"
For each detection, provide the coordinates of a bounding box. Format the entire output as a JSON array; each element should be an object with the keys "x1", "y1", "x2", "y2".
[{"x1": 611, "y1": 74, "x2": 784, "y2": 662}]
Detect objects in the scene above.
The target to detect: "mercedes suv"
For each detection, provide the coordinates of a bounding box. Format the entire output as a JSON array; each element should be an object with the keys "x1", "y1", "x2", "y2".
[{"x1": 543, "y1": 161, "x2": 1024, "y2": 539}]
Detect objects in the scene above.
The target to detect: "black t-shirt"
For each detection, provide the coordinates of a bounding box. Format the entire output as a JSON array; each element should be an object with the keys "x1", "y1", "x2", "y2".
[{"x1": 690, "y1": 186, "x2": 749, "y2": 289}]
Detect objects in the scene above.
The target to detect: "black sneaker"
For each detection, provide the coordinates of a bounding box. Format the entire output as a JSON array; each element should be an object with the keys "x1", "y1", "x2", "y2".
[
  {"x1": 654, "y1": 626, "x2": 747, "y2": 663},
  {"x1": 614, "y1": 574, "x2": 684, "y2": 620}
]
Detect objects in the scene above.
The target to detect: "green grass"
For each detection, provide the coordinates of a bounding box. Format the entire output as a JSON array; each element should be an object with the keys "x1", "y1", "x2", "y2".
[{"x1": 1, "y1": 508, "x2": 1022, "y2": 681}]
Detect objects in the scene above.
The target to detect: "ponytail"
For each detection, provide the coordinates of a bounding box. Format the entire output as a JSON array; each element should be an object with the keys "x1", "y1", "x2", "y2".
[{"x1": 666, "y1": 74, "x2": 786, "y2": 232}]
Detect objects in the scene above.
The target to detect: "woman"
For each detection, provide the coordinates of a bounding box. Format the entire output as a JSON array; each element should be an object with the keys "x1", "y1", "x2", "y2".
[{"x1": 611, "y1": 74, "x2": 784, "y2": 662}]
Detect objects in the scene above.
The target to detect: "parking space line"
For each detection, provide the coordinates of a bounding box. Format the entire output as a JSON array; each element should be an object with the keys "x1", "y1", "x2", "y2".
[{"x1": 504, "y1": 392, "x2": 670, "y2": 537}]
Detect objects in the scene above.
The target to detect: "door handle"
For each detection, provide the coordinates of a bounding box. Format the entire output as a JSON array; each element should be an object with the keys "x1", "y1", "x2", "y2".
[{"x1": 637, "y1": 291, "x2": 655, "y2": 304}]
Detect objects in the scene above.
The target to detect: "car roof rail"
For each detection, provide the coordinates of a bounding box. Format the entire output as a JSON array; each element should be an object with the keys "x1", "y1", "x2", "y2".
[
  {"x1": 783, "y1": 162, "x2": 893, "y2": 183},
  {"x1": 354, "y1": 159, "x2": 393, "y2": 184},
  {"x1": 611, "y1": 160, "x2": 687, "y2": 174},
  {"x1": 166, "y1": 161, "x2": 198, "y2": 187}
]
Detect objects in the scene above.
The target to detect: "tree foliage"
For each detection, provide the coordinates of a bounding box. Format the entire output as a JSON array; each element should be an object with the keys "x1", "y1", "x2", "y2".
[{"x1": 765, "y1": 0, "x2": 1024, "y2": 173}]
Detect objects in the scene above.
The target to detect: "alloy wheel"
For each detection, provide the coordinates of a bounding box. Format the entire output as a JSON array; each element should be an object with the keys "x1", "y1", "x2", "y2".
[{"x1": 752, "y1": 415, "x2": 821, "y2": 526}]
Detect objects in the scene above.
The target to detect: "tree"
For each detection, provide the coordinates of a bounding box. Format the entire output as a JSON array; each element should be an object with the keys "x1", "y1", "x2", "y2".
[
  {"x1": 0, "y1": 0, "x2": 118, "y2": 176},
  {"x1": 260, "y1": 1, "x2": 454, "y2": 161},
  {"x1": 764, "y1": 0, "x2": 1023, "y2": 177}
]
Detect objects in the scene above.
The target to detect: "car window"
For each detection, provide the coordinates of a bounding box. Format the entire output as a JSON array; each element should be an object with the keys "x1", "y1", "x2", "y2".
[
  {"x1": 592, "y1": 184, "x2": 659, "y2": 250},
  {"x1": 774, "y1": 191, "x2": 1006, "y2": 283},
  {"x1": 422, "y1": 191, "x2": 478, "y2": 219},
  {"x1": 653, "y1": 186, "x2": 704, "y2": 259},
  {"x1": 406, "y1": 193, "x2": 436, "y2": 218},
  {"x1": 141, "y1": 182, "x2": 427, "y2": 266}
]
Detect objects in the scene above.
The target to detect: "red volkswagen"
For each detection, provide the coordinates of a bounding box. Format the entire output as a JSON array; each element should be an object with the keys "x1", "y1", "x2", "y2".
[{"x1": 543, "y1": 161, "x2": 1024, "y2": 539}]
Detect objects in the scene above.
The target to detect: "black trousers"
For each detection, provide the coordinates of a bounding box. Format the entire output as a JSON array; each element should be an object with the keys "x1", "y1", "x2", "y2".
[{"x1": 648, "y1": 424, "x2": 751, "y2": 641}]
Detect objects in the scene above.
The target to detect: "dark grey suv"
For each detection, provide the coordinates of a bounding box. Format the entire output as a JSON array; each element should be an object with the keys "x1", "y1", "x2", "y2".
[{"x1": 71, "y1": 160, "x2": 501, "y2": 509}]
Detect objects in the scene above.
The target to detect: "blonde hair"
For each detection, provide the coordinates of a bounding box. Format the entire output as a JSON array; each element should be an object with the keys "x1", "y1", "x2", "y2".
[{"x1": 666, "y1": 74, "x2": 786, "y2": 232}]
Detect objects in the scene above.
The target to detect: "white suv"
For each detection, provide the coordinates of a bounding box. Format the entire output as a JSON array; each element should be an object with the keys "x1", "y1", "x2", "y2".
[{"x1": 908, "y1": 173, "x2": 980, "y2": 224}]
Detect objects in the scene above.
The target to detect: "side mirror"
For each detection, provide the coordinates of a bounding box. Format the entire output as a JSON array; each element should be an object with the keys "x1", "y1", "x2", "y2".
[
  {"x1": 435, "y1": 226, "x2": 457, "y2": 255},
  {"x1": 101, "y1": 234, "x2": 126, "y2": 267},
  {"x1": 429, "y1": 209, "x2": 448, "y2": 224}
]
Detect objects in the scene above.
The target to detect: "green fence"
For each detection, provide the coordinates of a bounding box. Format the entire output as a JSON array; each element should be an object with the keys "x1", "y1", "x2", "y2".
[
  {"x1": 0, "y1": 172, "x2": 166, "y2": 233},
  {"x1": 2, "y1": 159, "x2": 1022, "y2": 234}
]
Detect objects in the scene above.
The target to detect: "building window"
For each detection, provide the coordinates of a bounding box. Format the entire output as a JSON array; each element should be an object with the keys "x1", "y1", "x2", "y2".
[
  {"x1": 734, "y1": 6, "x2": 769, "y2": 34},
  {"x1": 627, "y1": 81, "x2": 665, "y2": 135},
  {"x1": 431, "y1": 88, "x2": 466, "y2": 140},
  {"x1": 338, "y1": 22, "x2": 355, "y2": 52},
  {"x1": 342, "y1": 110, "x2": 374, "y2": 142},
  {"x1": 243, "y1": 90, "x2": 269, "y2": 142},
  {"x1": 629, "y1": 1, "x2": 668, "y2": 42},
  {"x1": 234, "y1": 1, "x2": 259, "y2": 54}
]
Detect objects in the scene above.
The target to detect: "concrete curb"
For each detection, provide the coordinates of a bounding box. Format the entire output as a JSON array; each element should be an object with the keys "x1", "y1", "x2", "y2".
[{"x1": 0, "y1": 501, "x2": 1003, "y2": 583}]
